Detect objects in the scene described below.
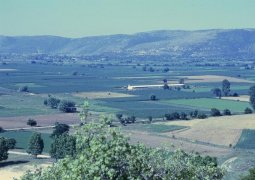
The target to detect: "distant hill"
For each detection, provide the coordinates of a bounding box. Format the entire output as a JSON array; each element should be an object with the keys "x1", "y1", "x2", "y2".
[{"x1": 1, "y1": 29, "x2": 255, "y2": 59}]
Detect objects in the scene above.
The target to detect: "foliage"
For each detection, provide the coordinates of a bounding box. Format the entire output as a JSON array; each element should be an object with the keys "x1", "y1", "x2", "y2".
[
  {"x1": 150, "y1": 94, "x2": 157, "y2": 101},
  {"x1": 18, "y1": 85, "x2": 29, "y2": 92},
  {"x1": 51, "y1": 123, "x2": 70, "y2": 137},
  {"x1": 27, "y1": 118, "x2": 37, "y2": 126},
  {"x1": 223, "y1": 109, "x2": 231, "y2": 116},
  {"x1": 148, "y1": 116, "x2": 153, "y2": 123},
  {"x1": 0, "y1": 131, "x2": 52, "y2": 152},
  {"x1": 165, "y1": 112, "x2": 180, "y2": 120},
  {"x1": 0, "y1": 137, "x2": 9, "y2": 161},
  {"x1": 197, "y1": 113, "x2": 208, "y2": 119},
  {"x1": 0, "y1": 126, "x2": 4, "y2": 133},
  {"x1": 249, "y1": 85, "x2": 255, "y2": 110},
  {"x1": 180, "y1": 112, "x2": 188, "y2": 120},
  {"x1": 222, "y1": 79, "x2": 231, "y2": 96},
  {"x1": 21, "y1": 118, "x2": 224, "y2": 180},
  {"x1": 163, "y1": 83, "x2": 169, "y2": 90},
  {"x1": 212, "y1": 88, "x2": 222, "y2": 98},
  {"x1": 58, "y1": 100, "x2": 76, "y2": 113},
  {"x1": 50, "y1": 133, "x2": 76, "y2": 160},
  {"x1": 27, "y1": 132, "x2": 44, "y2": 158},
  {"x1": 179, "y1": 78, "x2": 185, "y2": 84},
  {"x1": 241, "y1": 167, "x2": 255, "y2": 180},
  {"x1": 211, "y1": 108, "x2": 221, "y2": 117},
  {"x1": 190, "y1": 110, "x2": 199, "y2": 118},
  {"x1": 44, "y1": 96, "x2": 61, "y2": 109},
  {"x1": 115, "y1": 113, "x2": 123, "y2": 120},
  {"x1": 244, "y1": 107, "x2": 253, "y2": 114},
  {"x1": 5, "y1": 138, "x2": 16, "y2": 149}
]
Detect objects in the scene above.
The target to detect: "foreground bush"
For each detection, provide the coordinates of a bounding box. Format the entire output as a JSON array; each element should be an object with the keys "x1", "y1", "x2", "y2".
[{"x1": 21, "y1": 119, "x2": 224, "y2": 179}]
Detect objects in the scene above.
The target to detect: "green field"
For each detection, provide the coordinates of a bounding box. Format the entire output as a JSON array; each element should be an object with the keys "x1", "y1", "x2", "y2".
[
  {"x1": 183, "y1": 85, "x2": 251, "y2": 93},
  {"x1": 161, "y1": 98, "x2": 251, "y2": 113},
  {"x1": 235, "y1": 129, "x2": 255, "y2": 149},
  {"x1": 123, "y1": 124, "x2": 187, "y2": 133},
  {"x1": 0, "y1": 130, "x2": 52, "y2": 153},
  {"x1": 0, "y1": 94, "x2": 58, "y2": 117}
]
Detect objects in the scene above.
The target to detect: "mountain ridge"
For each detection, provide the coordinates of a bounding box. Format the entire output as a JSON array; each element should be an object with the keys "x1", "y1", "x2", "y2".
[{"x1": 1, "y1": 29, "x2": 255, "y2": 59}]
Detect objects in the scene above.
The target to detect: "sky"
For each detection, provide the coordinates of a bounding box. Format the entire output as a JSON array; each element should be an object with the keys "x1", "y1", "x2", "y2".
[{"x1": 0, "y1": 0, "x2": 255, "y2": 38}]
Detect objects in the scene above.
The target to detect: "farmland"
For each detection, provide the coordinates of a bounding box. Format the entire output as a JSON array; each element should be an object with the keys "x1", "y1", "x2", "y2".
[{"x1": 1, "y1": 61, "x2": 255, "y2": 179}]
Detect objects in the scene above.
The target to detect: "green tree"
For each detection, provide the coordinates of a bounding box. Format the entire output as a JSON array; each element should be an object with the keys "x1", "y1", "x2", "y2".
[
  {"x1": 6, "y1": 138, "x2": 16, "y2": 149},
  {"x1": 244, "y1": 107, "x2": 253, "y2": 114},
  {"x1": 45, "y1": 96, "x2": 60, "y2": 109},
  {"x1": 222, "y1": 79, "x2": 231, "y2": 96},
  {"x1": 148, "y1": 116, "x2": 153, "y2": 123},
  {"x1": 179, "y1": 78, "x2": 185, "y2": 84},
  {"x1": 211, "y1": 108, "x2": 221, "y2": 116},
  {"x1": 21, "y1": 118, "x2": 224, "y2": 179},
  {"x1": 0, "y1": 137, "x2": 9, "y2": 162},
  {"x1": 223, "y1": 109, "x2": 232, "y2": 116},
  {"x1": 50, "y1": 133, "x2": 76, "y2": 160},
  {"x1": 58, "y1": 100, "x2": 76, "y2": 113},
  {"x1": 249, "y1": 85, "x2": 255, "y2": 110},
  {"x1": 150, "y1": 95, "x2": 157, "y2": 101},
  {"x1": 27, "y1": 132, "x2": 44, "y2": 158},
  {"x1": 51, "y1": 123, "x2": 70, "y2": 137},
  {"x1": 27, "y1": 118, "x2": 37, "y2": 126},
  {"x1": 212, "y1": 88, "x2": 222, "y2": 98},
  {"x1": 0, "y1": 126, "x2": 4, "y2": 133},
  {"x1": 180, "y1": 112, "x2": 188, "y2": 120}
]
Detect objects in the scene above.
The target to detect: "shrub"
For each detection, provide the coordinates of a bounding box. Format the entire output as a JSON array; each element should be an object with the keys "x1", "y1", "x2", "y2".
[
  {"x1": 190, "y1": 110, "x2": 199, "y2": 118},
  {"x1": 197, "y1": 113, "x2": 208, "y2": 119},
  {"x1": 150, "y1": 95, "x2": 157, "y2": 101},
  {"x1": 51, "y1": 123, "x2": 70, "y2": 137},
  {"x1": 165, "y1": 112, "x2": 180, "y2": 120},
  {"x1": 6, "y1": 138, "x2": 16, "y2": 149},
  {"x1": 58, "y1": 100, "x2": 76, "y2": 113},
  {"x1": 232, "y1": 92, "x2": 239, "y2": 97},
  {"x1": 223, "y1": 109, "x2": 232, "y2": 116},
  {"x1": 0, "y1": 127, "x2": 4, "y2": 133},
  {"x1": 244, "y1": 107, "x2": 253, "y2": 114},
  {"x1": 45, "y1": 96, "x2": 60, "y2": 109},
  {"x1": 148, "y1": 116, "x2": 153, "y2": 123},
  {"x1": 18, "y1": 86, "x2": 29, "y2": 92},
  {"x1": 211, "y1": 108, "x2": 221, "y2": 117},
  {"x1": 27, "y1": 119, "x2": 37, "y2": 126},
  {"x1": 180, "y1": 112, "x2": 188, "y2": 120}
]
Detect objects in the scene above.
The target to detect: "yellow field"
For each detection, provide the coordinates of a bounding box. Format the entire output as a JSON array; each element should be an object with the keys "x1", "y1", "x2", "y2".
[
  {"x1": 72, "y1": 91, "x2": 136, "y2": 99},
  {"x1": 178, "y1": 75, "x2": 254, "y2": 83},
  {"x1": 160, "y1": 114, "x2": 255, "y2": 146},
  {"x1": 0, "y1": 163, "x2": 51, "y2": 180},
  {"x1": 221, "y1": 95, "x2": 250, "y2": 102}
]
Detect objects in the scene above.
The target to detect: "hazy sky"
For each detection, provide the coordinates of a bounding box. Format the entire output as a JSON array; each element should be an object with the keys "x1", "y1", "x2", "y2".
[{"x1": 0, "y1": 0, "x2": 255, "y2": 37}]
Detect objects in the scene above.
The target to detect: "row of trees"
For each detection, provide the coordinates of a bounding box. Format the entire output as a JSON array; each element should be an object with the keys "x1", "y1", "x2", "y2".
[
  {"x1": 165, "y1": 110, "x2": 207, "y2": 121},
  {"x1": 44, "y1": 95, "x2": 76, "y2": 113},
  {"x1": 116, "y1": 114, "x2": 136, "y2": 125},
  {"x1": 24, "y1": 122, "x2": 76, "y2": 159}
]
